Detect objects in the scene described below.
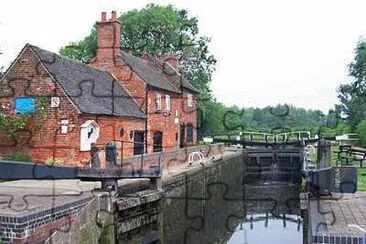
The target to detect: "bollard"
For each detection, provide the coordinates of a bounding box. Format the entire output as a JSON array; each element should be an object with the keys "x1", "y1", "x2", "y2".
[
  {"x1": 103, "y1": 142, "x2": 118, "y2": 194},
  {"x1": 317, "y1": 139, "x2": 331, "y2": 169},
  {"x1": 90, "y1": 143, "x2": 101, "y2": 168},
  {"x1": 105, "y1": 141, "x2": 117, "y2": 168}
]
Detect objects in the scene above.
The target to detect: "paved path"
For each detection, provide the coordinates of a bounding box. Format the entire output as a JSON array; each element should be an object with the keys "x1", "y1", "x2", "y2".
[
  {"x1": 311, "y1": 192, "x2": 366, "y2": 238},
  {"x1": 0, "y1": 178, "x2": 148, "y2": 216},
  {"x1": 0, "y1": 184, "x2": 93, "y2": 216},
  {"x1": 0, "y1": 150, "x2": 238, "y2": 216}
]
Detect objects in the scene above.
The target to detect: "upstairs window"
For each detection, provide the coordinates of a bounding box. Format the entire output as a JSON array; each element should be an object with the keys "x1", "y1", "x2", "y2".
[
  {"x1": 155, "y1": 93, "x2": 162, "y2": 111},
  {"x1": 187, "y1": 93, "x2": 193, "y2": 107},
  {"x1": 165, "y1": 94, "x2": 171, "y2": 111}
]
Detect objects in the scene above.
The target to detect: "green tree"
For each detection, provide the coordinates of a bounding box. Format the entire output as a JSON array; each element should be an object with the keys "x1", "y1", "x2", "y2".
[
  {"x1": 337, "y1": 83, "x2": 366, "y2": 129},
  {"x1": 357, "y1": 119, "x2": 366, "y2": 147},
  {"x1": 338, "y1": 39, "x2": 366, "y2": 129},
  {"x1": 200, "y1": 100, "x2": 227, "y2": 136},
  {"x1": 0, "y1": 47, "x2": 4, "y2": 78},
  {"x1": 60, "y1": 4, "x2": 216, "y2": 99}
]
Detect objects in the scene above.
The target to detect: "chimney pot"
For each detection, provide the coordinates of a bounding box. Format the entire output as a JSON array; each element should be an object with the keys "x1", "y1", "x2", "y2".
[
  {"x1": 111, "y1": 11, "x2": 117, "y2": 21},
  {"x1": 101, "y1": 12, "x2": 106, "y2": 22}
]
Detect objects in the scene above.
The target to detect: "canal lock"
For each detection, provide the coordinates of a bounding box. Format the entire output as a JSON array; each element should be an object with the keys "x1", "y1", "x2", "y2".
[{"x1": 113, "y1": 147, "x2": 309, "y2": 243}]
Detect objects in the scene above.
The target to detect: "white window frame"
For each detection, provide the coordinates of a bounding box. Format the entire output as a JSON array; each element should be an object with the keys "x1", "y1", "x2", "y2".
[
  {"x1": 187, "y1": 93, "x2": 193, "y2": 107},
  {"x1": 165, "y1": 94, "x2": 171, "y2": 111},
  {"x1": 155, "y1": 93, "x2": 162, "y2": 111}
]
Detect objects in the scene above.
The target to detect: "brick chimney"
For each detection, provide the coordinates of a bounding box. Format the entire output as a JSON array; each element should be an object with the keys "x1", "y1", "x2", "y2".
[
  {"x1": 96, "y1": 11, "x2": 121, "y2": 66},
  {"x1": 160, "y1": 54, "x2": 179, "y2": 70}
]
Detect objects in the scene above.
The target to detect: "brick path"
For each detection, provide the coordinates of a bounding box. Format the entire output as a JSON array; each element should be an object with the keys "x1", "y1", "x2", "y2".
[{"x1": 311, "y1": 192, "x2": 366, "y2": 239}]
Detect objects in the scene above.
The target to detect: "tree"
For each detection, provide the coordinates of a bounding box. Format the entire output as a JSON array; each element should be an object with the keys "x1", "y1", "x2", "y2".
[
  {"x1": 59, "y1": 5, "x2": 328, "y2": 137},
  {"x1": 0, "y1": 46, "x2": 4, "y2": 78},
  {"x1": 337, "y1": 40, "x2": 366, "y2": 129},
  {"x1": 60, "y1": 4, "x2": 216, "y2": 99},
  {"x1": 357, "y1": 119, "x2": 366, "y2": 147},
  {"x1": 337, "y1": 83, "x2": 366, "y2": 129}
]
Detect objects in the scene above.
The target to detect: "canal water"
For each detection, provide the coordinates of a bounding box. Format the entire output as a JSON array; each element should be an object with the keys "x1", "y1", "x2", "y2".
[{"x1": 122, "y1": 153, "x2": 304, "y2": 244}]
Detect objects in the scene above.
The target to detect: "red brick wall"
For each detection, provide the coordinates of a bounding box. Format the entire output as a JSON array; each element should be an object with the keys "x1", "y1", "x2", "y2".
[
  {"x1": 0, "y1": 46, "x2": 81, "y2": 165},
  {"x1": 91, "y1": 13, "x2": 146, "y2": 109},
  {"x1": 91, "y1": 59, "x2": 199, "y2": 153},
  {"x1": 146, "y1": 90, "x2": 180, "y2": 153},
  {"x1": 91, "y1": 14, "x2": 199, "y2": 154},
  {"x1": 179, "y1": 89, "x2": 198, "y2": 145},
  {"x1": 95, "y1": 12, "x2": 121, "y2": 67},
  {"x1": 80, "y1": 114, "x2": 145, "y2": 167},
  {"x1": 0, "y1": 46, "x2": 146, "y2": 166}
]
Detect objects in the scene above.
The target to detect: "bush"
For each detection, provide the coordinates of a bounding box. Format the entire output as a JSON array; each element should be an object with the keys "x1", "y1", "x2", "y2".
[
  {"x1": 5, "y1": 151, "x2": 32, "y2": 162},
  {"x1": 357, "y1": 119, "x2": 366, "y2": 147}
]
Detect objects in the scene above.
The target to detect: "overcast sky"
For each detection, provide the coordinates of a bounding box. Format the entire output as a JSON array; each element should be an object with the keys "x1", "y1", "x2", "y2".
[{"x1": 1, "y1": 0, "x2": 365, "y2": 112}]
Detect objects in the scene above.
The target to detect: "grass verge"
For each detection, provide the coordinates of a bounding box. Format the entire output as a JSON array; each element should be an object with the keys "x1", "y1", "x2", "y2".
[{"x1": 358, "y1": 168, "x2": 366, "y2": 191}]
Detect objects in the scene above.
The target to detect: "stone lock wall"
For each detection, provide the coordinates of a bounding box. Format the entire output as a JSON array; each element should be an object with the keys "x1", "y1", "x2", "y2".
[
  {"x1": 162, "y1": 152, "x2": 244, "y2": 243},
  {"x1": 0, "y1": 196, "x2": 94, "y2": 244}
]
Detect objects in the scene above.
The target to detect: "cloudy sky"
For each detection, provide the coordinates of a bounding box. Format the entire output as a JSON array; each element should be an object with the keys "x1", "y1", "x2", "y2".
[{"x1": 1, "y1": 0, "x2": 365, "y2": 112}]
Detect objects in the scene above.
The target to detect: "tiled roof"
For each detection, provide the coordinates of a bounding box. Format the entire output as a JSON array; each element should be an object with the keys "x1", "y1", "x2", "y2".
[
  {"x1": 29, "y1": 45, "x2": 145, "y2": 118},
  {"x1": 161, "y1": 62, "x2": 199, "y2": 93},
  {"x1": 120, "y1": 51, "x2": 199, "y2": 93},
  {"x1": 120, "y1": 51, "x2": 181, "y2": 93}
]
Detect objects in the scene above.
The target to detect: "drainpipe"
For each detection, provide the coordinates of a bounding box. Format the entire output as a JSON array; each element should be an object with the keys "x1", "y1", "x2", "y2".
[
  {"x1": 196, "y1": 93, "x2": 199, "y2": 144},
  {"x1": 145, "y1": 85, "x2": 150, "y2": 154}
]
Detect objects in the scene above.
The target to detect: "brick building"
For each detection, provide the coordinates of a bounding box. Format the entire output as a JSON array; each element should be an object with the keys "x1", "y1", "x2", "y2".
[{"x1": 0, "y1": 11, "x2": 198, "y2": 166}]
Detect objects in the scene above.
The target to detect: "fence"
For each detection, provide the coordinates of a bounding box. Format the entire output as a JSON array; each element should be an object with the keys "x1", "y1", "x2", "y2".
[{"x1": 89, "y1": 141, "x2": 225, "y2": 171}]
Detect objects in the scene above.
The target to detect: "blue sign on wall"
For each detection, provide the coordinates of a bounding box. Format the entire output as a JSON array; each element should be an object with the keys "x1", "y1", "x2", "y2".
[{"x1": 14, "y1": 97, "x2": 35, "y2": 114}]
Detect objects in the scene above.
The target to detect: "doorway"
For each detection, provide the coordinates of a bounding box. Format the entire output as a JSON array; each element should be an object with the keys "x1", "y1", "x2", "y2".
[
  {"x1": 153, "y1": 131, "x2": 163, "y2": 152},
  {"x1": 133, "y1": 131, "x2": 145, "y2": 155},
  {"x1": 180, "y1": 123, "x2": 185, "y2": 148}
]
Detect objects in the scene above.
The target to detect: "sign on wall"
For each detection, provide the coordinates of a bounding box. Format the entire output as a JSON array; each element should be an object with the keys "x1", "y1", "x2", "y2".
[
  {"x1": 14, "y1": 97, "x2": 35, "y2": 114},
  {"x1": 60, "y1": 120, "x2": 69, "y2": 134},
  {"x1": 80, "y1": 120, "x2": 100, "y2": 151},
  {"x1": 51, "y1": 97, "x2": 60, "y2": 108}
]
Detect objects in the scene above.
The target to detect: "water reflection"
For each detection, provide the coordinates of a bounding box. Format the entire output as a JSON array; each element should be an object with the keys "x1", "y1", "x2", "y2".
[
  {"x1": 228, "y1": 213, "x2": 302, "y2": 244},
  {"x1": 224, "y1": 183, "x2": 303, "y2": 244},
  {"x1": 161, "y1": 155, "x2": 303, "y2": 244}
]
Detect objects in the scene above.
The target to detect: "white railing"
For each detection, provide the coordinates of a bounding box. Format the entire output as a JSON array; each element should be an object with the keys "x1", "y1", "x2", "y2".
[
  {"x1": 275, "y1": 131, "x2": 311, "y2": 142},
  {"x1": 303, "y1": 144, "x2": 316, "y2": 171},
  {"x1": 205, "y1": 130, "x2": 313, "y2": 144},
  {"x1": 188, "y1": 151, "x2": 205, "y2": 166},
  {"x1": 239, "y1": 131, "x2": 276, "y2": 142}
]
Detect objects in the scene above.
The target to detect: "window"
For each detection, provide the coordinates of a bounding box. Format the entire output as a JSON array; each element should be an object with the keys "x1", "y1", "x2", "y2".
[
  {"x1": 187, "y1": 93, "x2": 193, "y2": 107},
  {"x1": 165, "y1": 94, "x2": 171, "y2": 111},
  {"x1": 153, "y1": 131, "x2": 163, "y2": 152},
  {"x1": 155, "y1": 93, "x2": 162, "y2": 111},
  {"x1": 186, "y1": 123, "x2": 194, "y2": 142},
  {"x1": 14, "y1": 97, "x2": 35, "y2": 114}
]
